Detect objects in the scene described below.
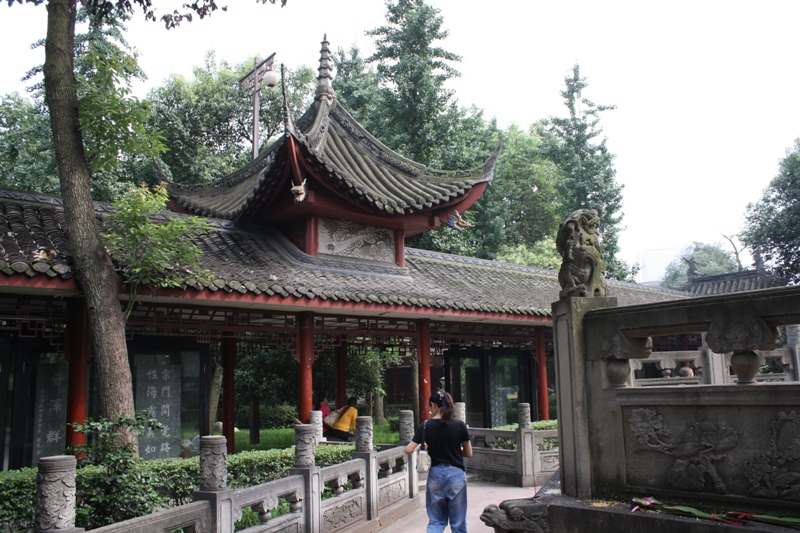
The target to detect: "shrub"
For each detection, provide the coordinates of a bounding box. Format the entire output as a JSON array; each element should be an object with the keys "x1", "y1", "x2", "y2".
[
  {"x1": 145, "y1": 457, "x2": 200, "y2": 507},
  {"x1": 532, "y1": 419, "x2": 558, "y2": 431},
  {"x1": 385, "y1": 404, "x2": 413, "y2": 417},
  {"x1": 387, "y1": 416, "x2": 400, "y2": 432},
  {"x1": 0, "y1": 468, "x2": 35, "y2": 532},
  {"x1": 236, "y1": 404, "x2": 299, "y2": 430}
]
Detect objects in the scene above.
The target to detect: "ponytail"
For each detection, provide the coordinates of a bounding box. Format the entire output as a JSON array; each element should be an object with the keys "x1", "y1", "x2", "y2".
[{"x1": 430, "y1": 389, "x2": 455, "y2": 425}]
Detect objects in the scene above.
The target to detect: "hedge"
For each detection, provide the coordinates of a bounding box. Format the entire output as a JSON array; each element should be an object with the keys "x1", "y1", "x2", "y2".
[
  {"x1": 0, "y1": 445, "x2": 355, "y2": 532},
  {"x1": 235, "y1": 404, "x2": 298, "y2": 430}
]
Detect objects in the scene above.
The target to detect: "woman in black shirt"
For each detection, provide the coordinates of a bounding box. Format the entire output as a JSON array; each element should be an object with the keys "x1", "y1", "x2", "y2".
[{"x1": 405, "y1": 390, "x2": 473, "y2": 533}]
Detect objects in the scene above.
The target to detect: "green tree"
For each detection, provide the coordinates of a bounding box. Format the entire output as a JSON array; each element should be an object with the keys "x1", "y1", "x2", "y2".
[
  {"x1": 6, "y1": 0, "x2": 284, "y2": 451},
  {"x1": 332, "y1": 45, "x2": 381, "y2": 127},
  {"x1": 0, "y1": 11, "x2": 163, "y2": 201},
  {"x1": 102, "y1": 183, "x2": 213, "y2": 316},
  {"x1": 662, "y1": 242, "x2": 739, "y2": 289},
  {"x1": 366, "y1": 0, "x2": 462, "y2": 166},
  {"x1": 544, "y1": 64, "x2": 630, "y2": 280},
  {"x1": 234, "y1": 348, "x2": 299, "y2": 407},
  {"x1": 742, "y1": 138, "x2": 800, "y2": 282},
  {"x1": 496, "y1": 240, "x2": 561, "y2": 270},
  {"x1": 148, "y1": 53, "x2": 315, "y2": 184}
]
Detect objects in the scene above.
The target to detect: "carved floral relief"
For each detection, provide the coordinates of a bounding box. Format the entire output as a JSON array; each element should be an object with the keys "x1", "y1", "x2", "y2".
[{"x1": 744, "y1": 411, "x2": 800, "y2": 501}]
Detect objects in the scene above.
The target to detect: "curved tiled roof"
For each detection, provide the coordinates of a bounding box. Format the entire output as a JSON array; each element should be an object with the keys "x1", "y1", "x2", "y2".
[
  {"x1": 167, "y1": 97, "x2": 499, "y2": 220},
  {"x1": 0, "y1": 190, "x2": 685, "y2": 318}
]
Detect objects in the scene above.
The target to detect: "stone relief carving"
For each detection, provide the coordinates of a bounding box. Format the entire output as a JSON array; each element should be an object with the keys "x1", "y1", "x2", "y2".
[
  {"x1": 323, "y1": 498, "x2": 363, "y2": 530},
  {"x1": 378, "y1": 478, "x2": 407, "y2": 508},
  {"x1": 556, "y1": 209, "x2": 607, "y2": 299},
  {"x1": 705, "y1": 313, "x2": 778, "y2": 353},
  {"x1": 745, "y1": 411, "x2": 800, "y2": 501},
  {"x1": 481, "y1": 498, "x2": 550, "y2": 533},
  {"x1": 318, "y1": 218, "x2": 395, "y2": 263},
  {"x1": 294, "y1": 427, "x2": 316, "y2": 467},
  {"x1": 34, "y1": 459, "x2": 78, "y2": 531},
  {"x1": 199, "y1": 437, "x2": 228, "y2": 491},
  {"x1": 598, "y1": 331, "x2": 653, "y2": 360},
  {"x1": 629, "y1": 408, "x2": 738, "y2": 493}
]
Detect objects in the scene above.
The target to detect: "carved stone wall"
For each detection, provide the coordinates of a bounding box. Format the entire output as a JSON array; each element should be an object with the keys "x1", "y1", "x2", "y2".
[{"x1": 318, "y1": 218, "x2": 394, "y2": 263}]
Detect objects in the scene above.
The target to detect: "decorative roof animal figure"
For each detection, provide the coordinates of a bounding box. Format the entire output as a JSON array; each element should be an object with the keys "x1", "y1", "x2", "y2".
[
  {"x1": 556, "y1": 208, "x2": 607, "y2": 299},
  {"x1": 290, "y1": 179, "x2": 307, "y2": 203},
  {"x1": 446, "y1": 211, "x2": 474, "y2": 231}
]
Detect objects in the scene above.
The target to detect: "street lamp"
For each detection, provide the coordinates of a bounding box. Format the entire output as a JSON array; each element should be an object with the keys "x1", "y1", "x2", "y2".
[{"x1": 240, "y1": 53, "x2": 278, "y2": 160}]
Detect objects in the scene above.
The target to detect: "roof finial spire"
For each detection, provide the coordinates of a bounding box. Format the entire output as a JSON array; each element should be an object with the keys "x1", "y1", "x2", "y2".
[{"x1": 316, "y1": 33, "x2": 335, "y2": 100}]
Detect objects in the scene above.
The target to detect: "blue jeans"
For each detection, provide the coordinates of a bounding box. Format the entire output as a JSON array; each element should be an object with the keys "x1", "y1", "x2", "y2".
[{"x1": 426, "y1": 463, "x2": 468, "y2": 533}]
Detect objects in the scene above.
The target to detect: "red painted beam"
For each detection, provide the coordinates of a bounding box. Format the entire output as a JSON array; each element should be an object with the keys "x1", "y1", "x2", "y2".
[
  {"x1": 536, "y1": 327, "x2": 549, "y2": 421},
  {"x1": 417, "y1": 319, "x2": 432, "y2": 422},
  {"x1": 297, "y1": 312, "x2": 314, "y2": 423},
  {"x1": 0, "y1": 273, "x2": 78, "y2": 291},
  {"x1": 221, "y1": 339, "x2": 237, "y2": 454},
  {"x1": 66, "y1": 299, "x2": 91, "y2": 448}
]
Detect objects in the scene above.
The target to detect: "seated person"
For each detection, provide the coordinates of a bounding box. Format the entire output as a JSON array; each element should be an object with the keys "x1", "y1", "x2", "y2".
[{"x1": 327, "y1": 397, "x2": 358, "y2": 442}]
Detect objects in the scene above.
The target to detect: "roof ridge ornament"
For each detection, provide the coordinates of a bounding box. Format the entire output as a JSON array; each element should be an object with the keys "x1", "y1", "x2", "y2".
[{"x1": 316, "y1": 34, "x2": 336, "y2": 100}]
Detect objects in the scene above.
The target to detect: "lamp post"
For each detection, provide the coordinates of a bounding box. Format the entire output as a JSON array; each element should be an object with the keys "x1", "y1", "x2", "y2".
[{"x1": 240, "y1": 53, "x2": 279, "y2": 160}]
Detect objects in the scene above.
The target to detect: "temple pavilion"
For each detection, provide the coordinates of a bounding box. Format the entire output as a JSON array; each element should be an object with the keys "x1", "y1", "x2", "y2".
[{"x1": 0, "y1": 38, "x2": 682, "y2": 469}]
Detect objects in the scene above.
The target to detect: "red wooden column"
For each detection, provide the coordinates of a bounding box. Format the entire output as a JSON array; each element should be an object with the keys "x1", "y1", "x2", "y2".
[
  {"x1": 393, "y1": 228, "x2": 405, "y2": 267},
  {"x1": 297, "y1": 312, "x2": 315, "y2": 423},
  {"x1": 536, "y1": 327, "x2": 550, "y2": 421},
  {"x1": 221, "y1": 338, "x2": 237, "y2": 454},
  {"x1": 305, "y1": 216, "x2": 318, "y2": 256},
  {"x1": 65, "y1": 299, "x2": 91, "y2": 448},
  {"x1": 417, "y1": 319, "x2": 432, "y2": 422},
  {"x1": 335, "y1": 343, "x2": 348, "y2": 408}
]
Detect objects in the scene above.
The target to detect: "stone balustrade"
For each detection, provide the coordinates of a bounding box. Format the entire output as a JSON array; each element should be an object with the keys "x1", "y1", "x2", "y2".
[{"x1": 33, "y1": 419, "x2": 421, "y2": 533}]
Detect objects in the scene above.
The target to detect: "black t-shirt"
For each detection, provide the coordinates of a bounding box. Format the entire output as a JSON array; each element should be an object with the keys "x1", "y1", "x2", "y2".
[{"x1": 412, "y1": 418, "x2": 470, "y2": 471}]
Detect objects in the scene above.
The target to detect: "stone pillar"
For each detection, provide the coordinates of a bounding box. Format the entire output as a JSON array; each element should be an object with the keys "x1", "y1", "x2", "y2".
[
  {"x1": 551, "y1": 296, "x2": 617, "y2": 499},
  {"x1": 65, "y1": 301, "x2": 90, "y2": 449},
  {"x1": 518, "y1": 403, "x2": 531, "y2": 429},
  {"x1": 297, "y1": 312, "x2": 315, "y2": 424},
  {"x1": 454, "y1": 402, "x2": 466, "y2": 423},
  {"x1": 353, "y1": 417, "x2": 379, "y2": 520},
  {"x1": 199, "y1": 436, "x2": 228, "y2": 491},
  {"x1": 310, "y1": 410, "x2": 323, "y2": 444},
  {"x1": 221, "y1": 339, "x2": 237, "y2": 455},
  {"x1": 398, "y1": 410, "x2": 414, "y2": 445},
  {"x1": 290, "y1": 425, "x2": 321, "y2": 533},
  {"x1": 786, "y1": 325, "x2": 800, "y2": 381},
  {"x1": 295, "y1": 424, "x2": 317, "y2": 467},
  {"x1": 536, "y1": 327, "x2": 550, "y2": 420},
  {"x1": 700, "y1": 333, "x2": 728, "y2": 385},
  {"x1": 34, "y1": 456, "x2": 83, "y2": 533},
  {"x1": 417, "y1": 319, "x2": 432, "y2": 422}
]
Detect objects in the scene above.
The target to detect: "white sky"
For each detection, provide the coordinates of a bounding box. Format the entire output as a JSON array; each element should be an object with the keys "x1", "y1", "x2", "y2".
[{"x1": 2, "y1": 1, "x2": 800, "y2": 282}]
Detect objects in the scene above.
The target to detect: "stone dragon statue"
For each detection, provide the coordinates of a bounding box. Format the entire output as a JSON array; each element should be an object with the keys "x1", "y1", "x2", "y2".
[
  {"x1": 555, "y1": 209, "x2": 607, "y2": 299},
  {"x1": 480, "y1": 497, "x2": 551, "y2": 533}
]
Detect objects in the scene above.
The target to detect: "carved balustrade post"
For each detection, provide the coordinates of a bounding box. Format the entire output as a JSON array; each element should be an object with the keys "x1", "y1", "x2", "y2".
[
  {"x1": 398, "y1": 410, "x2": 414, "y2": 445},
  {"x1": 310, "y1": 410, "x2": 324, "y2": 444},
  {"x1": 517, "y1": 403, "x2": 531, "y2": 429},
  {"x1": 34, "y1": 456, "x2": 83, "y2": 533},
  {"x1": 193, "y1": 436, "x2": 232, "y2": 533},
  {"x1": 705, "y1": 309, "x2": 779, "y2": 385},
  {"x1": 454, "y1": 402, "x2": 466, "y2": 423},
  {"x1": 199, "y1": 436, "x2": 228, "y2": 491},
  {"x1": 515, "y1": 404, "x2": 535, "y2": 487},
  {"x1": 289, "y1": 425, "x2": 320, "y2": 533},
  {"x1": 352, "y1": 416, "x2": 379, "y2": 520}
]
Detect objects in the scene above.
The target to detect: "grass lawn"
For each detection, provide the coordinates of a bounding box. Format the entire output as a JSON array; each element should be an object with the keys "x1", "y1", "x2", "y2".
[{"x1": 232, "y1": 421, "x2": 399, "y2": 453}]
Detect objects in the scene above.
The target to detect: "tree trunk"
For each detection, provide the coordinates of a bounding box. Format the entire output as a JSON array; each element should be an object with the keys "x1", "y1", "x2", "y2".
[
  {"x1": 374, "y1": 390, "x2": 385, "y2": 425},
  {"x1": 44, "y1": 0, "x2": 136, "y2": 450},
  {"x1": 208, "y1": 360, "x2": 223, "y2": 431}
]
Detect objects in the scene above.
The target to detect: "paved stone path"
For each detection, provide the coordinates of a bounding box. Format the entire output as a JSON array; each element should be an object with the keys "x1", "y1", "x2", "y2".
[{"x1": 380, "y1": 481, "x2": 538, "y2": 532}]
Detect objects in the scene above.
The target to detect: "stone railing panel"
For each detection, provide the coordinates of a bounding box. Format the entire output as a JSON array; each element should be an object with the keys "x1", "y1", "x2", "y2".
[{"x1": 89, "y1": 501, "x2": 212, "y2": 533}]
